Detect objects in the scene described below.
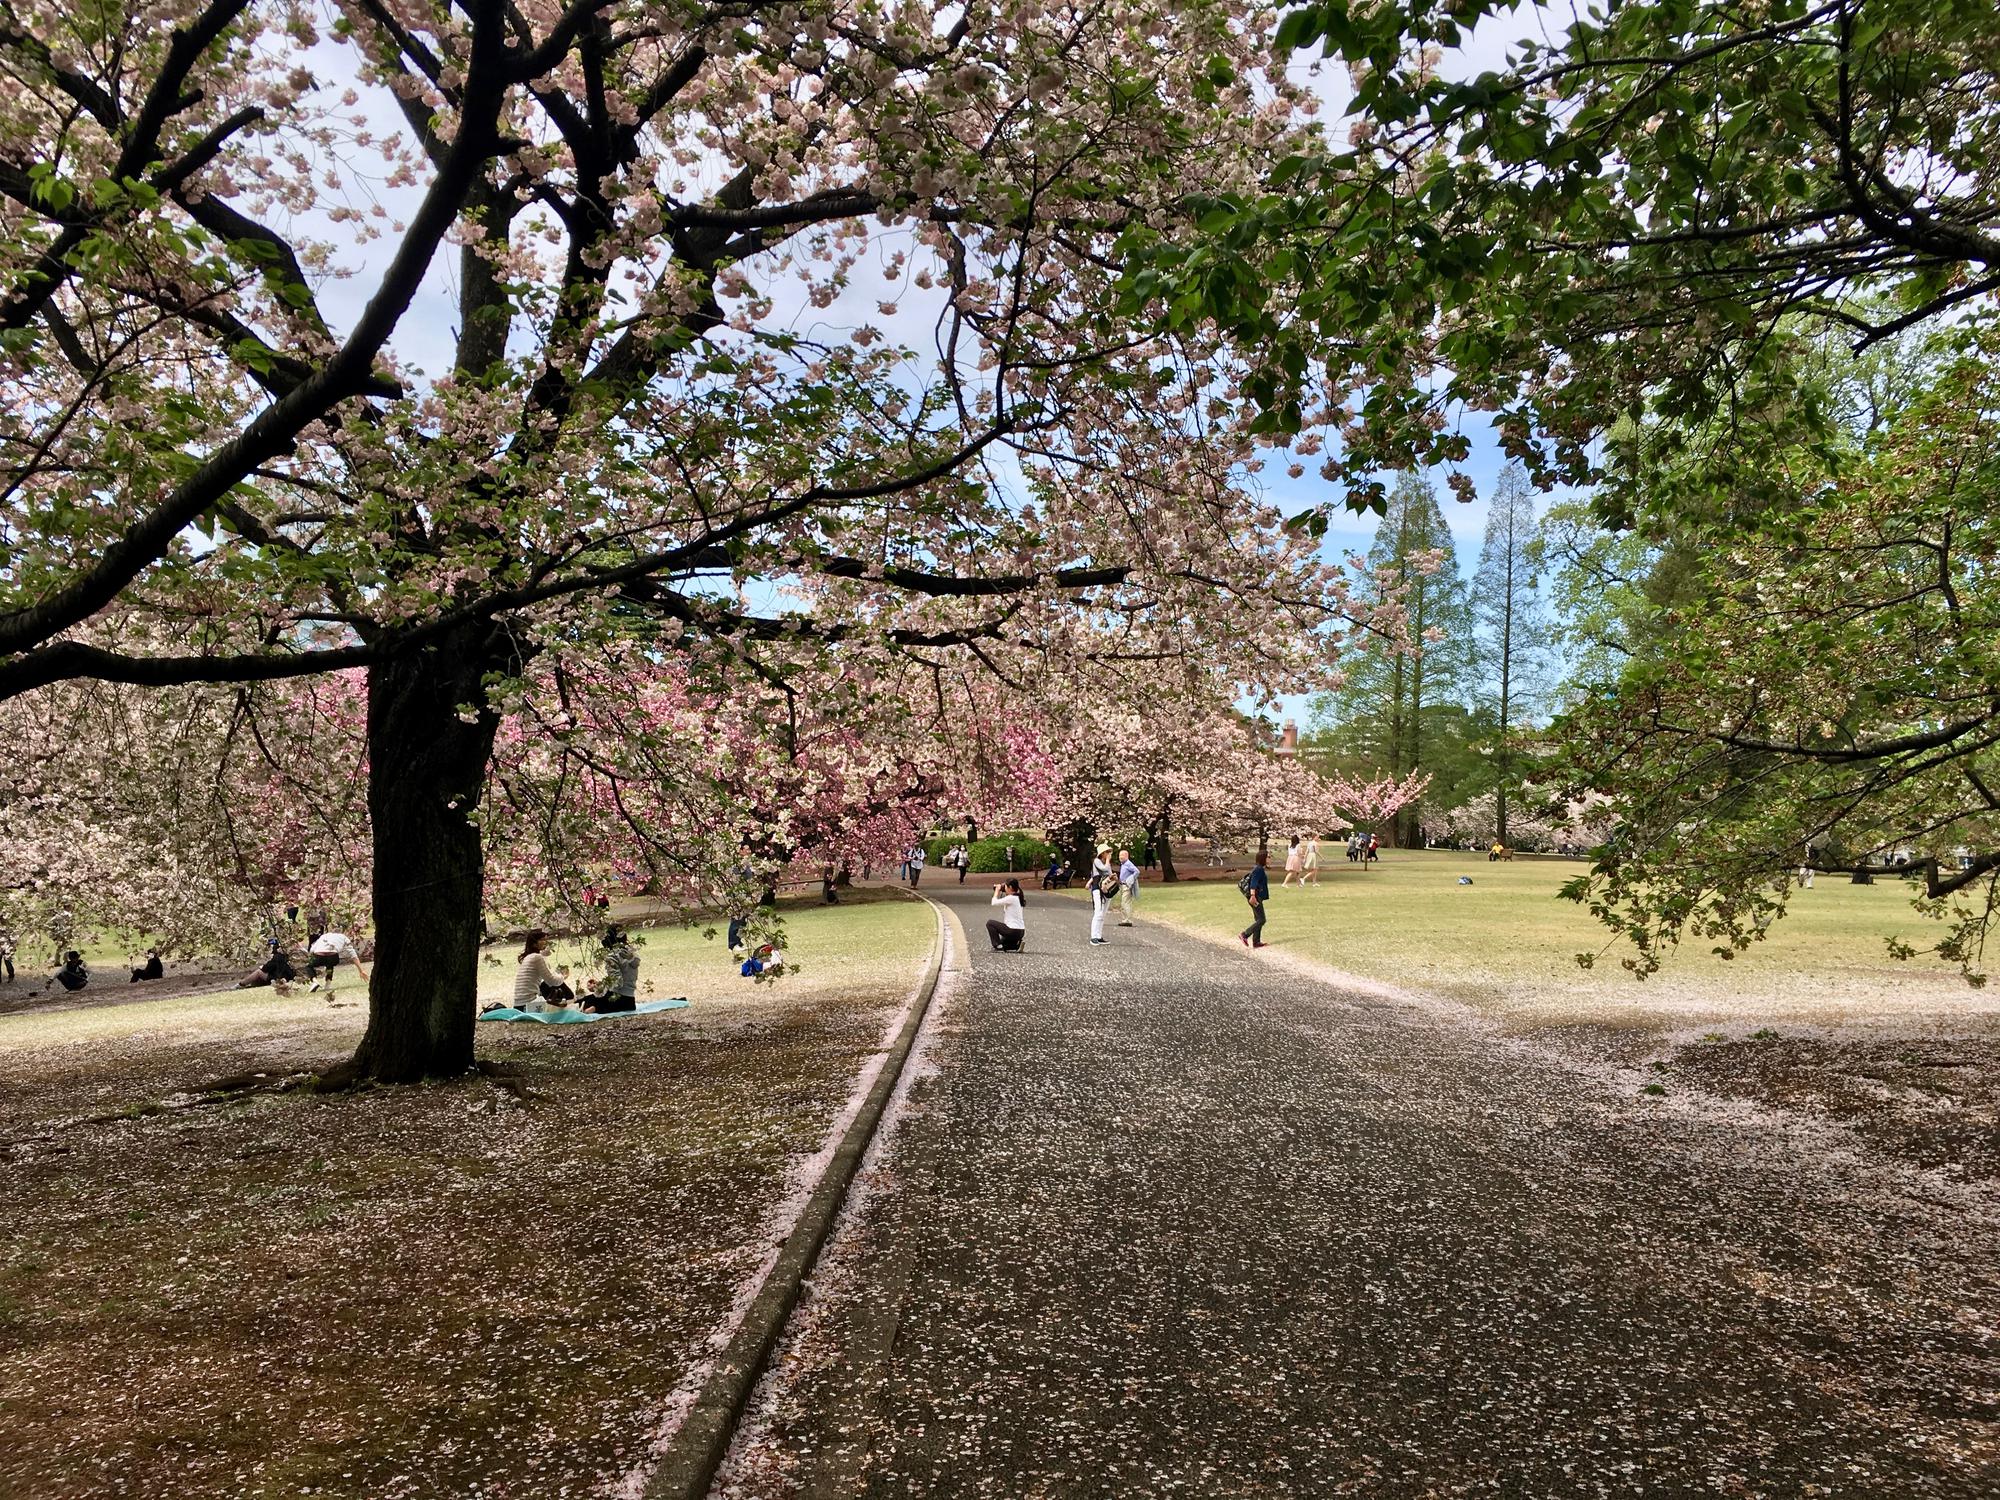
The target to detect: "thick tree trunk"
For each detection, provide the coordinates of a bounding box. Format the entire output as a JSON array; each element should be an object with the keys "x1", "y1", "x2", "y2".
[
  {"x1": 348, "y1": 627, "x2": 508, "y2": 1083},
  {"x1": 1157, "y1": 801, "x2": 1181, "y2": 883},
  {"x1": 1063, "y1": 819, "x2": 1096, "y2": 880}
]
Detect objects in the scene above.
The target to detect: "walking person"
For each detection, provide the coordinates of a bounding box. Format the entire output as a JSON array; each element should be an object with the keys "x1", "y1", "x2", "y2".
[
  {"x1": 1366, "y1": 833, "x2": 1380, "y2": 863},
  {"x1": 1282, "y1": 834, "x2": 1304, "y2": 887},
  {"x1": 1799, "y1": 842, "x2": 1816, "y2": 889},
  {"x1": 1117, "y1": 847, "x2": 1140, "y2": 926},
  {"x1": 986, "y1": 880, "x2": 1027, "y2": 951},
  {"x1": 1088, "y1": 843, "x2": 1115, "y2": 945},
  {"x1": 907, "y1": 842, "x2": 927, "y2": 888},
  {"x1": 956, "y1": 844, "x2": 971, "y2": 885},
  {"x1": 1239, "y1": 853, "x2": 1270, "y2": 949},
  {"x1": 1302, "y1": 834, "x2": 1321, "y2": 886}
]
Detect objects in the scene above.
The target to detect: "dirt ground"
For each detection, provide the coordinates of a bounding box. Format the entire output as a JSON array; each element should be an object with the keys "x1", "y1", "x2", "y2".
[
  {"x1": 1140, "y1": 863, "x2": 2000, "y2": 1189},
  {"x1": 0, "y1": 897, "x2": 935, "y2": 1500}
]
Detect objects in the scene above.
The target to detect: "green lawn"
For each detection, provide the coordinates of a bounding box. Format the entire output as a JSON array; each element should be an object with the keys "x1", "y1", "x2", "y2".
[
  {"x1": 0, "y1": 890, "x2": 932, "y2": 1058},
  {"x1": 473, "y1": 888, "x2": 931, "y2": 1007},
  {"x1": 1141, "y1": 851, "x2": 1999, "y2": 1034}
]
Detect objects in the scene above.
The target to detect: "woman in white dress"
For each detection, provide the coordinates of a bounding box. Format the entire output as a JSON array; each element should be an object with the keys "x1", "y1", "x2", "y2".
[{"x1": 1302, "y1": 835, "x2": 1321, "y2": 886}]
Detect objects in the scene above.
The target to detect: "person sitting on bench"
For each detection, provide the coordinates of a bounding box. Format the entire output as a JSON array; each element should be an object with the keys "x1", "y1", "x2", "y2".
[{"x1": 987, "y1": 880, "x2": 1027, "y2": 951}]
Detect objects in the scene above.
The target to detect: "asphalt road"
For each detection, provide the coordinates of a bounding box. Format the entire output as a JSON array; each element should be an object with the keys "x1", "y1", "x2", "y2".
[{"x1": 717, "y1": 886, "x2": 1999, "y2": 1499}]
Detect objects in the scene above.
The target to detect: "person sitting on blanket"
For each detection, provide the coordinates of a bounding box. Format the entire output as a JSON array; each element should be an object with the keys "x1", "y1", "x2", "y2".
[
  {"x1": 580, "y1": 926, "x2": 640, "y2": 1013},
  {"x1": 512, "y1": 929, "x2": 572, "y2": 1010},
  {"x1": 54, "y1": 950, "x2": 89, "y2": 991},
  {"x1": 130, "y1": 949, "x2": 165, "y2": 983}
]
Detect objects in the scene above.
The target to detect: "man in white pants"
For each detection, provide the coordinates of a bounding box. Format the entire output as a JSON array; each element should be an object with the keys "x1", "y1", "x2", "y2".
[{"x1": 1088, "y1": 844, "x2": 1114, "y2": 945}]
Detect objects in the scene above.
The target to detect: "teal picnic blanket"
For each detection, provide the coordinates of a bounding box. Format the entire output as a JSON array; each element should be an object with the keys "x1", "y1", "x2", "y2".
[{"x1": 479, "y1": 998, "x2": 690, "y2": 1025}]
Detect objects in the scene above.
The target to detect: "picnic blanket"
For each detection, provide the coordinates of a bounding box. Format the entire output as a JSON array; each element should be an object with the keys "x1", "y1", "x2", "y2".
[{"x1": 478, "y1": 998, "x2": 690, "y2": 1025}]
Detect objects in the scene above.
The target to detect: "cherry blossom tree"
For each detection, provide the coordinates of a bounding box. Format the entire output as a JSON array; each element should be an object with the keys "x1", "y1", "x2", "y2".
[
  {"x1": 1322, "y1": 770, "x2": 1431, "y2": 837},
  {"x1": 0, "y1": 0, "x2": 1408, "y2": 1077}
]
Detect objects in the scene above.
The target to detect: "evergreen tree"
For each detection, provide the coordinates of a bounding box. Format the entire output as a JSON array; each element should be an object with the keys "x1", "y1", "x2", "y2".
[
  {"x1": 1313, "y1": 473, "x2": 1474, "y2": 844},
  {"x1": 1469, "y1": 466, "x2": 1553, "y2": 842}
]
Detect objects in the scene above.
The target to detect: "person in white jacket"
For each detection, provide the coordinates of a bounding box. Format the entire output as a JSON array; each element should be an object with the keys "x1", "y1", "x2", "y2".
[{"x1": 987, "y1": 881, "x2": 1026, "y2": 951}]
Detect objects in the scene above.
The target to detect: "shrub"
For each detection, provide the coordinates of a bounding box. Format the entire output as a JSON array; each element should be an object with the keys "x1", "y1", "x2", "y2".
[{"x1": 967, "y1": 833, "x2": 1054, "y2": 874}]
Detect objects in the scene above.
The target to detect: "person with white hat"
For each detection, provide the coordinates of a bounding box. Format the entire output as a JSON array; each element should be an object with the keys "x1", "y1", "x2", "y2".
[{"x1": 1088, "y1": 843, "x2": 1116, "y2": 945}]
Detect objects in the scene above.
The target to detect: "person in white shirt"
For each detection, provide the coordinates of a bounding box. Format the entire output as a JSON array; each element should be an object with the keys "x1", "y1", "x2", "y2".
[
  {"x1": 306, "y1": 930, "x2": 367, "y2": 995},
  {"x1": 907, "y1": 844, "x2": 927, "y2": 888},
  {"x1": 1088, "y1": 844, "x2": 1114, "y2": 945},
  {"x1": 511, "y1": 929, "x2": 570, "y2": 1009},
  {"x1": 987, "y1": 880, "x2": 1026, "y2": 951}
]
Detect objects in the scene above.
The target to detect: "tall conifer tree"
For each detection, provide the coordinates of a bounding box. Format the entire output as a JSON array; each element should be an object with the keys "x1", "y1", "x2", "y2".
[{"x1": 1470, "y1": 466, "x2": 1551, "y2": 842}]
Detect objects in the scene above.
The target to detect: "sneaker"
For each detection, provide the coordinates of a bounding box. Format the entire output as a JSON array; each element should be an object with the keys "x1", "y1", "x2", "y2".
[
  {"x1": 1240, "y1": 935, "x2": 1250, "y2": 947},
  {"x1": 1117, "y1": 921, "x2": 1134, "y2": 927},
  {"x1": 1089, "y1": 937, "x2": 1107, "y2": 945}
]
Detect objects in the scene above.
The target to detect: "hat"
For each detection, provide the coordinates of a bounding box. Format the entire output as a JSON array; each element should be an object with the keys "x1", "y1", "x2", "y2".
[{"x1": 1096, "y1": 844, "x2": 1112, "y2": 855}]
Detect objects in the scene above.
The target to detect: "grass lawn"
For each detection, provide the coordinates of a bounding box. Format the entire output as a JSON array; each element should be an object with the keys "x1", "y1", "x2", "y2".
[
  {"x1": 1140, "y1": 851, "x2": 2000, "y2": 1036},
  {"x1": 0, "y1": 891, "x2": 934, "y2": 1500}
]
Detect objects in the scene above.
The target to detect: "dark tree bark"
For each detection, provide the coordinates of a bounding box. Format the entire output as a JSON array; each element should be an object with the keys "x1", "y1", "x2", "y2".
[
  {"x1": 347, "y1": 624, "x2": 512, "y2": 1082},
  {"x1": 1144, "y1": 800, "x2": 1181, "y2": 883},
  {"x1": 1063, "y1": 819, "x2": 1097, "y2": 881}
]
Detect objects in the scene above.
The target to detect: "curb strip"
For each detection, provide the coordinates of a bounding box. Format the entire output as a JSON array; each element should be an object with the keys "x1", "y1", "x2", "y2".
[{"x1": 642, "y1": 898, "x2": 951, "y2": 1500}]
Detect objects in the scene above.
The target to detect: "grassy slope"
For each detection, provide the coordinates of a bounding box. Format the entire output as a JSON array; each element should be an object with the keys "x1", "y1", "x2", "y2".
[
  {"x1": 1138, "y1": 851, "x2": 2000, "y2": 1034},
  {"x1": 0, "y1": 893, "x2": 934, "y2": 1500}
]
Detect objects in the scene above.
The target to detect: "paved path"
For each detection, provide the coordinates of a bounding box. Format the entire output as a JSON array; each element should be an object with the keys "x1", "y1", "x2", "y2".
[{"x1": 718, "y1": 888, "x2": 1998, "y2": 1498}]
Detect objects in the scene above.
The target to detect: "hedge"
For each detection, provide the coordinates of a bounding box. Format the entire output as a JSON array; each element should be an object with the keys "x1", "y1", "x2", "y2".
[{"x1": 968, "y1": 833, "x2": 1055, "y2": 874}]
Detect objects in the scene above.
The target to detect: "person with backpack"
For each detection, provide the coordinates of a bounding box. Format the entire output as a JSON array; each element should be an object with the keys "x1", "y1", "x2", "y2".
[
  {"x1": 1239, "y1": 854, "x2": 1271, "y2": 949},
  {"x1": 1088, "y1": 843, "x2": 1116, "y2": 945}
]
